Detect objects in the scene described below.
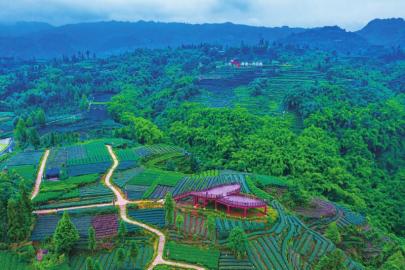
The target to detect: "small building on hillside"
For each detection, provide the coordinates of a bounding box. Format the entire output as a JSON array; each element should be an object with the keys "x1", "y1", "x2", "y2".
[{"x1": 45, "y1": 168, "x2": 60, "y2": 180}]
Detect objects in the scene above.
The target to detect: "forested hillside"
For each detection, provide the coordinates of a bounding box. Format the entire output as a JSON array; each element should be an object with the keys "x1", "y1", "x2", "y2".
[{"x1": 0, "y1": 31, "x2": 404, "y2": 269}]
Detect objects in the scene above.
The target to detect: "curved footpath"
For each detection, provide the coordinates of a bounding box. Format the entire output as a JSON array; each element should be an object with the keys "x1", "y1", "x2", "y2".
[
  {"x1": 104, "y1": 145, "x2": 205, "y2": 270},
  {"x1": 31, "y1": 149, "x2": 50, "y2": 200}
]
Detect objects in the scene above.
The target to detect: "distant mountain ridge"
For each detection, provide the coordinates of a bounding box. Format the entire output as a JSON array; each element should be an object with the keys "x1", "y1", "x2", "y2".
[
  {"x1": 0, "y1": 18, "x2": 403, "y2": 58},
  {"x1": 357, "y1": 18, "x2": 405, "y2": 47},
  {"x1": 0, "y1": 21, "x2": 304, "y2": 58},
  {"x1": 279, "y1": 26, "x2": 371, "y2": 53},
  {"x1": 0, "y1": 21, "x2": 53, "y2": 37}
]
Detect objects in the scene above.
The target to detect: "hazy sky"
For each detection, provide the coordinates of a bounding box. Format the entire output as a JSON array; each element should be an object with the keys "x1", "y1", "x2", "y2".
[{"x1": 0, "y1": 0, "x2": 404, "y2": 30}]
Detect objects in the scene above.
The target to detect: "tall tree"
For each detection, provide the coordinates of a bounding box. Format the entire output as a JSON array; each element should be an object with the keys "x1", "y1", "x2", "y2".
[
  {"x1": 88, "y1": 226, "x2": 96, "y2": 252},
  {"x1": 7, "y1": 198, "x2": 21, "y2": 242},
  {"x1": 129, "y1": 240, "x2": 139, "y2": 264},
  {"x1": 205, "y1": 215, "x2": 216, "y2": 242},
  {"x1": 35, "y1": 109, "x2": 46, "y2": 126},
  {"x1": 14, "y1": 118, "x2": 27, "y2": 146},
  {"x1": 227, "y1": 227, "x2": 247, "y2": 259},
  {"x1": 19, "y1": 182, "x2": 33, "y2": 240},
  {"x1": 325, "y1": 222, "x2": 341, "y2": 244},
  {"x1": 164, "y1": 193, "x2": 175, "y2": 226},
  {"x1": 175, "y1": 214, "x2": 184, "y2": 232},
  {"x1": 28, "y1": 128, "x2": 41, "y2": 149},
  {"x1": 315, "y1": 249, "x2": 348, "y2": 270},
  {"x1": 94, "y1": 260, "x2": 101, "y2": 270},
  {"x1": 115, "y1": 247, "x2": 126, "y2": 270},
  {"x1": 53, "y1": 212, "x2": 79, "y2": 254},
  {"x1": 85, "y1": 257, "x2": 94, "y2": 270},
  {"x1": 117, "y1": 220, "x2": 126, "y2": 244}
]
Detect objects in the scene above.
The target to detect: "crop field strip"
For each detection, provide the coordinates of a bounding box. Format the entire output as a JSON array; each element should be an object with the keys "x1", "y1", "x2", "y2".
[
  {"x1": 173, "y1": 211, "x2": 208, "y2": 238},
  {"x1": 116, "y1": 144, "x2": 186, "y2": 162},
  {"x1": 127, "y1": 208, "x2": 166, "y2": 228},
  {"x1": 35, "y1": 195, "x2": 114, "y2": 210},
  {"x1": 33, "y1": 174, "x2": 112, "y2": 206},
  {"x1": 125, "y1": 184, "x2": 149, "y2": 200},
  {"x1": 32, "y1": 212, "x2": 119, "y2": 241},
  {"x1": 219, "y1": 251, "x2": 255, "y2": 270},
  {"x1": 148, "y1": 184, "x2": 173, "y2": 199},
  {"x1": 172, "y1": 173, "x2": 250, "y2": 197},
  {"x1": 166, "y1": 241, "x2": 220, "y2": 270},
  {"x1": 216, "y1": 217, "x2": 266, "y2": 238},
  {"x1": 4, "y1": 150, "x2": 43, "y2": 166},
  {"x1": 69, "y1": 240, "x2": 154, "y2": 270}
]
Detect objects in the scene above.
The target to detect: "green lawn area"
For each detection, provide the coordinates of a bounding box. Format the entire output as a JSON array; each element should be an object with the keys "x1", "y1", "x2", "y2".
[
  {"x1": 0, "y1": 251, "x2": 31, "y2": 270},
  {"x1": 8, "y1": 165, "x2": 36, "y2": 183},
  {"x1": 127, "y1": 168, "x2": 184, "y2": 186},
  {"x1": 166, "y1": 241, "x2": 220, "y2": 270}
]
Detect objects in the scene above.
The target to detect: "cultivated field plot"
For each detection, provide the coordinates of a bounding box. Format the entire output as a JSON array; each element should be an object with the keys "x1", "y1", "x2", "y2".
[
  {"x1": 0, "y1": 112, "x2": 15, "y2": 137},
  {"x1": 166, "y1": 241, "x2": 220, "y2": 270},
  {"x1": 215, "y1": 217, "x2": 266, "y2": 238},
  {"x1": 126, "y1": 168, "x2": 183, "y2": 186},
  {"x1": 148, "y1": 185, "x2": 173, "y2": 199},
  {"x1": 219, "y1": 251, "x2": 255, "y2": 270},
  {"x1": 8, "y1": 165, "x2": 37, "y2": 182},
  {"x1": 69, "y1": 237, "x2": 154, "y2": 270},
  {"x1": 113, "y1": 167, "x2": 152, "y2": 199},
  {"x1": 245, "y1": 200, "x2": 363, "y2": 270},
  {"x1": 31, "y1": 211, "x2": 119, "y2": 241},
  {"x1": 118, "y1": 167, "x2": 184, "y2": 199},
  {"x1": 35, "y1": 194, "x2": 114, "y2": 210},
  {"x1": 113, "y1": 167, "x2": 182, "y2": 200},
  {"x1": 5, "y1": 150, "x2": 43, "y2": 166},
  {"x1": 33, "y1": 173, "x2": 110, "y2": 205},
  {"x1": 1, "y1": 150, "x2": 44, "y2": 184},
  {"x1": 46, "y1": 141, "x2": 112, "y2": 177},
  {"x1": 193, "y1": 65, "x2": 324, "y2": 119},
  {"x1": 174, "y1": 211, "x2": 208, "y2": 238},
  {"x1": 116, "y1": 144, "x2": 186, "y2": 161},
  {"x1": 127, "y1": 208, "x2": 165, "y2": 228}
]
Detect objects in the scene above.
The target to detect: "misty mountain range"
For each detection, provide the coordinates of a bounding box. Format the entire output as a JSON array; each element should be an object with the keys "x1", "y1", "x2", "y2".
[{"x1": 0, "y1": 18, "x2": 404, "y2": 58}]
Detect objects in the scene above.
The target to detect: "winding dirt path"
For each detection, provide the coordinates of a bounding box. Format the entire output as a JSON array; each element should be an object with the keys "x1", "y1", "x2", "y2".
[
  {"x1": 104, "y1": 145, "x2": 205, "y2": 270},
  {"x1": 31, "y1": 149, "x2": 50, "y2": 200}
]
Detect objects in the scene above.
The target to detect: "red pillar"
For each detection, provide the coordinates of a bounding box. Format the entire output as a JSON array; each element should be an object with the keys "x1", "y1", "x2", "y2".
[
  {"x1": 264, "y1": 205, "x2": 267, "y2": 215},
  {"x1": 227, "y1": 205, "x2": 230, "y2": 214},
  {"x1": 215, "y1": 200, "x2": 217, "y2": 210},
  {"x1": 244, "y1": 208, "x2": 247, "y2": 218},
  {"x1": 194, "y1": 196, "x2": 198, "y2": 206}
]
